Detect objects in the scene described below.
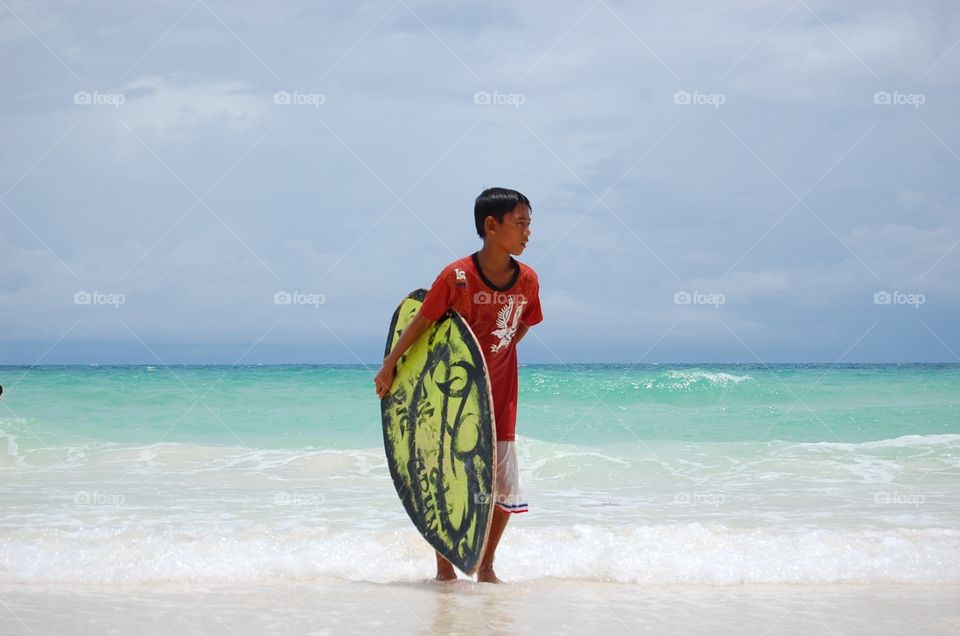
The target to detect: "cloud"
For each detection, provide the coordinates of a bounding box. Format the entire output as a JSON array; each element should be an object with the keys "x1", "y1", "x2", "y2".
[
  {"x1": 117, "y1": 75, "x2": 268, "y2": 132},
  {"x1": 1, "y1": 0, "x2": 958, "y2": 363}
]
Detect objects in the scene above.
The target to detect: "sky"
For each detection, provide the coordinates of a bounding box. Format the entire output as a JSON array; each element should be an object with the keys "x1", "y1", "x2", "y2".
[{"x1": 1, "y1": 0, "x2": 958, "y2": 365}]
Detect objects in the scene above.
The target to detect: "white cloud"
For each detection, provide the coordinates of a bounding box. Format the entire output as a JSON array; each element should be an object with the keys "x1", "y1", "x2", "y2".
[
  {"x1": 118, "y1": 75, "x2": 268, "y2": 133},
  {"x1": 1, "y1": 0, "x2": 957, "y2": 362}
]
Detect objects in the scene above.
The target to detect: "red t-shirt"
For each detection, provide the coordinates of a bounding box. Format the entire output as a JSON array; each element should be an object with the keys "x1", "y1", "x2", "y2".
[{"x1": 419, "y1": 253, "x2": 543, "y2": 441}]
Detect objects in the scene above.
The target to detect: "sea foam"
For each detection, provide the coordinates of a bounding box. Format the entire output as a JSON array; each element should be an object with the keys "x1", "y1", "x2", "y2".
[{"x1": 0, "y1": 523, "x2": 956, "y2": 585}]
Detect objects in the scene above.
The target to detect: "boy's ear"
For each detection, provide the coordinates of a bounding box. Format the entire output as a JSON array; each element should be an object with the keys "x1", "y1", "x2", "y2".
[{"x1": 484, "y1": 215, "x2": 498, "y2": 235}]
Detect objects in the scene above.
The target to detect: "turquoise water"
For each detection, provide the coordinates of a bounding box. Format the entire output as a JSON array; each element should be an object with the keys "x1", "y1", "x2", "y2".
[
  {"x1": 1, "y1": 364, "x2": 958, "y2": 585},
  {"x1": 1, "y1": 364, "x2": 958, "y2": 448}
]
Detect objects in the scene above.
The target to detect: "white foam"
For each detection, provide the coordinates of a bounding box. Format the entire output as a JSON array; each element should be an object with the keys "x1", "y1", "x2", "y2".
[
  {"x1": 0, "y1": 430, "x2": 25, "y2": 467},
  {"x1": 801, "y1": 434, "x2": 960, "y2": 451},
  {"x1": 3, "y1": 441, "x2": 388, "y2": 476},
  {"x1": 661, "y1": 370, "x2": 754, "y2": 389},
  {"x1": 0, "y1": 523, "x2": 956, "y2": 585}
]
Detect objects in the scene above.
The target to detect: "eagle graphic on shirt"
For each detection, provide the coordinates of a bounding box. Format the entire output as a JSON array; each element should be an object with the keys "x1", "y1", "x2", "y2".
[{"x1": 490, "y1": 295, "x2": 527, "y2": 353}]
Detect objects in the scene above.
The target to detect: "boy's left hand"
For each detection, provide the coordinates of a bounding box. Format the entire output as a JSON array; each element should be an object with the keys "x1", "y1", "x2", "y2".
[{"x1": 374, "y1": 361, "x2": 395, "y2": 400}]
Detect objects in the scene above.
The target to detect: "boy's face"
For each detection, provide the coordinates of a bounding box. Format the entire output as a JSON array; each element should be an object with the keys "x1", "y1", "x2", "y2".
[{"x1": 486, "y1": 204, "x2": 532, "y2": 256}]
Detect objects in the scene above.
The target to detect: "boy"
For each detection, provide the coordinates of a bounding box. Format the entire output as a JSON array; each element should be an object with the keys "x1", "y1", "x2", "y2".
[{"x1": 374, "y1": 187, "x2": 543, "y2": 584}]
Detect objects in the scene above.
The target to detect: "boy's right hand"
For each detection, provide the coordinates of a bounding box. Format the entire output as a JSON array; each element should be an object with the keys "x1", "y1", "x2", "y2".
[
  {"x1": 374, "y1": 359, "x2": 395, "y2": 400},
  {"x1": 374, "y1": 309, "x2": 433, "y2": 401}
]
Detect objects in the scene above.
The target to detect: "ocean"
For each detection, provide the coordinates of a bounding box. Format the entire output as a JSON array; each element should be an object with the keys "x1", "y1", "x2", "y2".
[{"x1": 2, "y1": 363, "x2": 958, "y2": 591}]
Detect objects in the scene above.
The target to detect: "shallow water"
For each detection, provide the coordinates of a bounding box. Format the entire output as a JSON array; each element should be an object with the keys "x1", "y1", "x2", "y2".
[{"x1": 1, "y1": 364, "x2": 958, "y2": 585}]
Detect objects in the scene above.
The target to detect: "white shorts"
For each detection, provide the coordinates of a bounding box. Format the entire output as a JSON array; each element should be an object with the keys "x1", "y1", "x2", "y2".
[{"x1": 494, "y1": 441, "x2": 528, "y2": 514}]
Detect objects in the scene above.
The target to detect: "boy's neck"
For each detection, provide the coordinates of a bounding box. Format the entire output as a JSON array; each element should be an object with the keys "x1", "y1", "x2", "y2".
[{"x1": 476, "y1": 244, "x2": 514, "y2": 273}]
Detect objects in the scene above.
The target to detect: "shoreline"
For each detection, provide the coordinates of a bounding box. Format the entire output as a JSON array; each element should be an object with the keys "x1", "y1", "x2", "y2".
[{"x1": 2, "y1": 580, "x2": 958, "y2": 635}]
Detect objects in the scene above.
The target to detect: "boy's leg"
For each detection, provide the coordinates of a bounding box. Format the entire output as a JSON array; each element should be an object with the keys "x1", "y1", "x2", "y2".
[
  {"x1": 476, "y1": 507, "x2": 509, "y2": 583},
  {"x1": 435, "y1": 551, "x2": 457, "y2": 581},
  {"x1": 477, "y1": 440, "x2": 525, "y2": 583}
]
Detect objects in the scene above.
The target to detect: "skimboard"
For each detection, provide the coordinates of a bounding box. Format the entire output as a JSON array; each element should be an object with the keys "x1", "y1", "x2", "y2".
[{"x1": 380, "y1": 288, "x2": 496, "y2": 575}]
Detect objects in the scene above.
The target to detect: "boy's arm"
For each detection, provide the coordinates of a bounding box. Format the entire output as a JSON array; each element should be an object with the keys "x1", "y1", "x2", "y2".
[{"x1": 374, "y1": 309, "x2": 435, "y2": 399}]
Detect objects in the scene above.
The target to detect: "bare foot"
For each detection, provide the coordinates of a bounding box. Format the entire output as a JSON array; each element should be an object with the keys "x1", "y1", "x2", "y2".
[
  {"x1": 476, "y1": 566, "x2": 501, "y2": 584},
  {"x1": 435, "y1": 556, "x2": 457, "y2": 582},
  {"x1": 435, "y1": 569, "x2": 457, "y2": 582}
]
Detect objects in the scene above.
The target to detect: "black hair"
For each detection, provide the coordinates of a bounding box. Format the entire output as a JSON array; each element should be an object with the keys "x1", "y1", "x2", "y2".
[{"x1": 474, "y1": 187, "x2": 532, "y2": 238}]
